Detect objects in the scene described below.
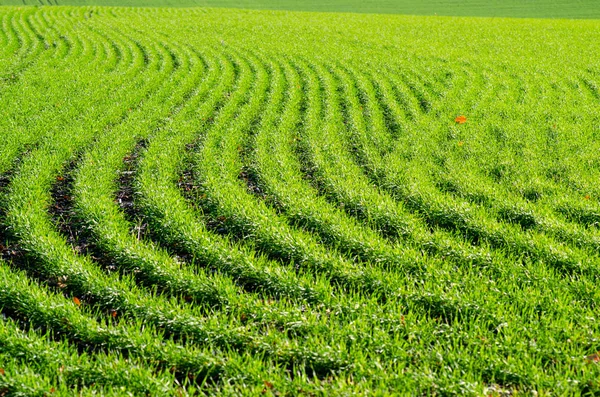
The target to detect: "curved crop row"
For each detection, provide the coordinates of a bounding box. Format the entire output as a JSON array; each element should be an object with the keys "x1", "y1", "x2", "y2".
[{"x1": 2, "y1": 6, "x2": 600, "y2": 395}]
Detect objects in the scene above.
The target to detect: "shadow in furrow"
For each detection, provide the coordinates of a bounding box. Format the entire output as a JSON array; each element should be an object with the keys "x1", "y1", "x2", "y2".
[{"x1": 116, "y1": 139, "x2": 149, "y2": 235}]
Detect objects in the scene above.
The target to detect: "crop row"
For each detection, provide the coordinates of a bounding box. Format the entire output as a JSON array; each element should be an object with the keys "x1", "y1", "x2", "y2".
[{"x1": 1, "y1": 6, "x2": 600, "y2": 395}]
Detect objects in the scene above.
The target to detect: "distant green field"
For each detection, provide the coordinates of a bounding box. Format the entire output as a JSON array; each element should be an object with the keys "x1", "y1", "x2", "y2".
[
  {"x1": 1, "y1": 0, "x2": 600, "y2": 18},
  {"x1": 2, "y1": 4, "x2": 600, "y2": 396}
]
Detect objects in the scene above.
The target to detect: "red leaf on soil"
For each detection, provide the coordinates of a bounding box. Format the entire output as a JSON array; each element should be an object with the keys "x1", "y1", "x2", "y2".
[{"x1": 586, "y1": 352, "x2": 600, "y2": 362}]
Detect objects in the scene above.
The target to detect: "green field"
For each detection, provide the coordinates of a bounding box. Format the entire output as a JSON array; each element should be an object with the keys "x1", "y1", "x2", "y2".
[
  {"x1": 2, "y1": 3, "x2": 600, "y2": 396},
  {"x1": 1, "y1": 0, "x2": 600, "y2": 18}
]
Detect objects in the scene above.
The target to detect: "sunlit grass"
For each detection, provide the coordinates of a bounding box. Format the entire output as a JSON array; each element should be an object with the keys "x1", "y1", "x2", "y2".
[{"x1": 1, "y1": 5, "x2": 600, "y2": 395}]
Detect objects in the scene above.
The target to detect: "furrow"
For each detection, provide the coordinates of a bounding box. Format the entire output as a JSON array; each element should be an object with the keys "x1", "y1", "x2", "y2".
[
  {"x1": 0, "y1": 23, "x2": 350, "y2": 382},
  {"x1": 135, "y1": 46, "x2": 326, "y2": 302},
  {"x1": 0, "y1": 7, "x2": 125, "y2": 176},
  {"x1": 0, "y1": 261, "x2": 258, "y2": 389},
  {"x1": 293, "y1": 56, "x2": 507, "y2": 276},
  {"x1": 350, "y1": 60, "x2": 599, "y2": 277},
  {"x1": 421, "y1": 69, "x2": 600, "y2": 255},
  {"x1": 69, "y1": 42, "x2": 233, "y2": 307},
  {"x1": 0, "y1": 312, "x2": 178, "y2": 395},
  {"x1": 334, "y1": 58, "x2": 600, "y2": 292},
  {"x1": 2, "y1": 36, "x2": 352, "y2": 375},
  {"x1": 245, "y1": 55, "x2": 434, "y2": 275},
  {"x1": 289, "y1": 55, "x2": 600, "y2": 328},
  {"x1": 188, "y1": 50, "x2": 416, "y2": 299}
]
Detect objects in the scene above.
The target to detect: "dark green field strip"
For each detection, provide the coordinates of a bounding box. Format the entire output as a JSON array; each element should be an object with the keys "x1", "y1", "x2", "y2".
[{"x1": 4, "y1": 0, "x2": 600, "y2": 19}]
